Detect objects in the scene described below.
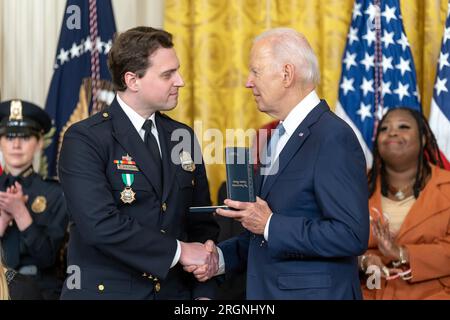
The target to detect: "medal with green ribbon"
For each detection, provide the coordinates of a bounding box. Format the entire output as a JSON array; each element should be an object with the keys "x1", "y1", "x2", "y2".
[{"x1": 120, "y1": 173, "x2": 136, "y2": 204}]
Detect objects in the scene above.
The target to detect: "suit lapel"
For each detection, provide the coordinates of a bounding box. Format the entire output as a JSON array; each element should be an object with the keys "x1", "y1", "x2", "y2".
[
  {"x1": 156, "y1": 113, "x2": 178, "y2": 202},
  {"x1": 260, "y1": 101, "x2": 329, "y2": 198},
  {"x1": 109, "y1": 99, "x2": 163, "y2": 199},
  {"x1": 396, "y1": 166, "x2": 450, "y2": 241}
]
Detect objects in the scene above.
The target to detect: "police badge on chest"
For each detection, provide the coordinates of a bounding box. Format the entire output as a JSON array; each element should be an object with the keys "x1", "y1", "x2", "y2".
[{"x1": 179, "y1": 151, "x2": 195, "y2": 172}]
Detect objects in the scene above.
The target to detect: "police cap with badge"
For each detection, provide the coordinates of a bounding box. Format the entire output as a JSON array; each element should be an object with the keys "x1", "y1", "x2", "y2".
[{"x1": 0, "y1": 99, "x2": 52, "y2": 138}]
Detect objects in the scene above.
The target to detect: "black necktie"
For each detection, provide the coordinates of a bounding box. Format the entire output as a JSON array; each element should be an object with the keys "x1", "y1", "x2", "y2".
[
  {"x1": 5, "y1": 174, "x2": 23, "y2": 188},
  {"x1": 142, "y1": 119, "x2": 163, "y2": 183}
]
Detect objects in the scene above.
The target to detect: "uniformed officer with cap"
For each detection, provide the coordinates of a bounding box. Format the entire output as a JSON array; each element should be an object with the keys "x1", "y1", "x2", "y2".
[{"x1": 0, "y1": 99, "x2": 68, "y2": 300}]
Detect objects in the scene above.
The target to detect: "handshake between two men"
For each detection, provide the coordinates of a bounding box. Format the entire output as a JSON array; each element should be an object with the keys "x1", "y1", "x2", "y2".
[{"x1": 179, "y1": 197, "x2": 273, "y2": 282}]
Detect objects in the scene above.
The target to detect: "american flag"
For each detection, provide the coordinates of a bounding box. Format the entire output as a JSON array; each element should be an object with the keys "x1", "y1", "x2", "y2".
[
  {"x1": 335, "y1": 0, "x2": 421, "y2": 167},
  {"x1": 429, "y1": 2, "x2": 450, "y2": 169},
  {"x1": 44, "y1": 0, "x2": 116, "y2": 177}
]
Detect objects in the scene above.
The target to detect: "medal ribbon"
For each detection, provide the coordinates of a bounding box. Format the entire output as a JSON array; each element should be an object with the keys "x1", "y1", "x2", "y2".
[{"x1": 121, "y1": 174, "x2": 134, "y2": 187}]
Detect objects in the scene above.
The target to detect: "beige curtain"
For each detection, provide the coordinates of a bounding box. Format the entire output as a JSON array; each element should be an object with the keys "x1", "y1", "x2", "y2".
[
  {"x1": 164, "y1": 0, "x2": 449, "y2": 204},
  {"x1": 0, "y1": 0, "x2": 163, "y2": 106}
]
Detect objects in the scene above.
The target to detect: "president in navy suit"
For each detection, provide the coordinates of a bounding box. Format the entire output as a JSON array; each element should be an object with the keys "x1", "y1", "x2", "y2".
[
  {"x1": 187, "y1": 28, "x2": 369, "y2": 300},
  {"x1": 58, "y1": 27, "x2": 219, "y2": 300}
]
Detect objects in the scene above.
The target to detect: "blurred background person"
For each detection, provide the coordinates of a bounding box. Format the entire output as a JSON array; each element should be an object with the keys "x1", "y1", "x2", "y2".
[
  {"x1": 1, "y1": 246, "x2": 42, "y2": 300},
  {"x1": 0, "y1": 100, "x2": 68, "y2": 300},
  {"x1": 359, "y1": 107, "x2": 450, "y2": 300}
]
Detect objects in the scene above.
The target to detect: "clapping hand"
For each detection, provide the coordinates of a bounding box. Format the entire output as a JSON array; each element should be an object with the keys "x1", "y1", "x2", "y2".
[
  {"x1": 370, "y1": 214, "x2": 401, "y2": 261},
  {"x1": 0, "y1": 182, "x2": 31, "y2": 231}
]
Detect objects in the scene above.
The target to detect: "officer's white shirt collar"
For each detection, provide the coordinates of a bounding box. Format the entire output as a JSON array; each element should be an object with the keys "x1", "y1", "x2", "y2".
[{"x1": 116, "y1": 94, "x2": 158, "y2": 142}]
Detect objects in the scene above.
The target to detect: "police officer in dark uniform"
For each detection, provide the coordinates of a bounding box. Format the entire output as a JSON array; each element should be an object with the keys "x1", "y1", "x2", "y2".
[
  {"x1": 58, "y1": 27, "x2": 219, "y2": 300},
  {"x1": 0, "y1": 99, "x2": 68, "y2": 300}
]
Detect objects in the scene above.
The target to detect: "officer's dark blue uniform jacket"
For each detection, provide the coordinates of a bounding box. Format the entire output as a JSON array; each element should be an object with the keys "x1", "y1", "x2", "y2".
[
  {"x1": 0, "y1": 167, "x2": 68, "y2": 299},
  {"x1": 58, "y1": 99, "x2": 219, "y2": 299}
]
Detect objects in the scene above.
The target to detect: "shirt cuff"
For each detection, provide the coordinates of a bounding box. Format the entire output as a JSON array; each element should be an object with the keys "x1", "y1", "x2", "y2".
[
  {"x1": 263, "y1": 213, "x2": 273, "y2": 241},
  {"x1": 170, "y1": 240, "x2": 181, "y2": 268},
  {"x1": 21, "y1": 221, "x2": 41, "y2": 246},
  {"x1": 216, "y1": 247, "x2": 225, "y2": 276}
]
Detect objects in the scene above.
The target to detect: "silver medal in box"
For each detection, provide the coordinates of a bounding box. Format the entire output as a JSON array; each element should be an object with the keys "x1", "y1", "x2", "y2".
[{"x1": 180, "y1": 151, "x2": 195, "y2": 172}]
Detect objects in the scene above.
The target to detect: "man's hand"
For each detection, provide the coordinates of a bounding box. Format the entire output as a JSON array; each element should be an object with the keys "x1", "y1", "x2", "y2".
[
  {"x1": 215, "y1": 197, "x2": 272, "y2": 235},
  {"x1": 183, "y1": 240, "x2": 219, "y2": 282},
  {"x1": 179, "y1": 241, "x2": 214, "y2": 267}
]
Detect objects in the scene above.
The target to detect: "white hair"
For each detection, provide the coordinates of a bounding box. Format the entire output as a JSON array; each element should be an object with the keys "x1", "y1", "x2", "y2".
[{"x1": 254, "y1": 28, "x2": 320, "y2": 86}]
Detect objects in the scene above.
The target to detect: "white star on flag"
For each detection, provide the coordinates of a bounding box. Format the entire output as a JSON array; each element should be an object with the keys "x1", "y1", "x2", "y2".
[
  {"x1": 340, "y1": 77, "x2": 355, "y2": 95},
  {"x1": 395, "y1": 57, "x2": 411, "y2": 76},
  {"x1": 95, "y1": 37, "x2": 104, "y2": 53},
  {"x1": 360, "y1": 53, "x2": 374, "y2": 71},
  {"x1": 382, "y1": 55, "x2": 394, "y2": 73},
  {"x1": 397, "y1": 32, "x2": 410, "y2": 51},
  {"x1": 344, "y1": 52, "x2": 358, "y2": 70},
  {"x1": 357, "y1": 103, "x2": 372, "y2": 121},
  {"x1": 347, "y1": 27, "x2": 359, "y2": 45},
  {"x1": 70, "y1": 42, "x2": 81, "y2": 58},
  {"x1": 382, "y1": 30, "x2": 395, "y2": 48},
  {"x1": 434, "y1": 77, "x2": 448, "y2": 96},
  {"x1": 365, "y1": 3, "x2": 378, "y2": 22},
  {"x1": 57, "y1": 48, "x2": 70, "y2": 65},
  {"x1": 380, "y1": 81, "x2": 392, "y2": 97},
  {"x1": 382, "y1": 5, "x2": 397, "y2": 23},
  {"x1": 393, "y1": 82, "x2": 410, "y2": 100},
  {"x1": 444, "y1": 26, "x2": 450, "y2": 43},
  {"x1": 360, "y1": 77, "x2": 375, "y2": 96},
  {"x1": 363, "y1": 28, "x2": 376, "y2": 47},
  {"x1": 438, "y1": 52, "x2": 450, "y2": 71},
  {"x1": 84, "y1": 37, "x2": 93, "y2": 52},
  {"x1": 352, "y1": 2, "x2": 362, "y2": 20}
]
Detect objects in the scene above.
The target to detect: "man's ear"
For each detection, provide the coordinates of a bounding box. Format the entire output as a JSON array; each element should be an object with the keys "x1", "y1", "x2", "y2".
[
  {"x1": 123, "y1": 71, "x2": 139, "y2": 92},
  {"x1": 282, "y1": 64, "x2": 295, "y2": 87}
]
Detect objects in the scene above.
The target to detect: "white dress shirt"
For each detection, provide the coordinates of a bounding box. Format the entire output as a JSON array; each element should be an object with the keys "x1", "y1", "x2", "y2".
[{"x1": 117, "y1": 94, "x2": 180, "y2": 268}]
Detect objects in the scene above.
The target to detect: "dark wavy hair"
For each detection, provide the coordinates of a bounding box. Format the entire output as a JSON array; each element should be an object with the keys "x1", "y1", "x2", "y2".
[
  {"x1": 368, "y1": 107, "x2": 444, "y2": 198},
  {"x1": 107, "y1": 26, "x2": 173, "y2": 91}
]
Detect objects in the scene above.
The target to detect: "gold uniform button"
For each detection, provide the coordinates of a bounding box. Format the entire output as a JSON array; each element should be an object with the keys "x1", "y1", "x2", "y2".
[
  {"x1": 155, "y1": 283, "x2": 161, "y2": 293},
  {"x1": 160, "y1": 229, "x2": 166, "y2": 234},
  {"x1": 102, "y1": 112, "x2": 109, "y2": 118},
  {"x1": 191, "y1": 179, "x2": 195, "y2": 186},
  {"x1": 161, "y1": 203, "x2": 167, "y2": 212},
  {"x1": 98, "y1": 284, "x2": 105, "y2": 291}
]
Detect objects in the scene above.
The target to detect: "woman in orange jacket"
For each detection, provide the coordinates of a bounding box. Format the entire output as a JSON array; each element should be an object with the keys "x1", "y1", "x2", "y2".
[{"x1": 359, "y1": 107, "x2": 450, "y2": 300}]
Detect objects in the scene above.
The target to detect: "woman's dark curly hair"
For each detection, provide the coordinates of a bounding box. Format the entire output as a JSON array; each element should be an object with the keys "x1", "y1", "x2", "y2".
[{"x1": 368, "y1": 107, "x2": 444, "y2": 198}]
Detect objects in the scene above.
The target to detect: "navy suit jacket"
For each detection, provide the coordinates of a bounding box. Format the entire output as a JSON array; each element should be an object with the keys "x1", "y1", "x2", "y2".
[
  {"x1": 219, "y1": 101, "x2": 370, "y2": 300},
  {"x1": 58, "y1": 99, "x2": 219, "y2": 299}
]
